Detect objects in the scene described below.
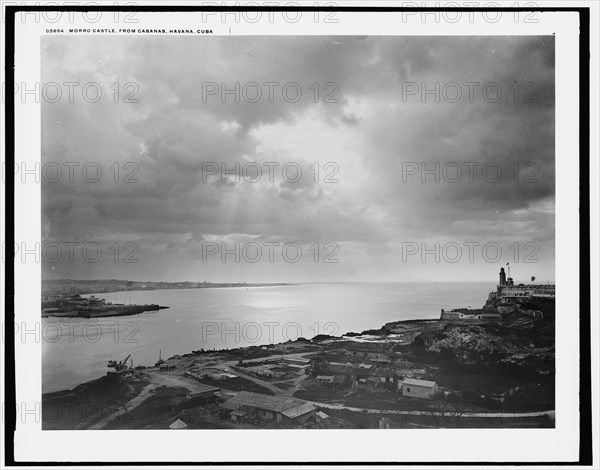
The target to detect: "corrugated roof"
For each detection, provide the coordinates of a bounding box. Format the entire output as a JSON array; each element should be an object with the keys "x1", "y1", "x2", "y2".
[
  {"x1": 283, "y1": 356, "x2": 310, "y2": 363},
  {"x1": 402, "y1": 378, "x2": 437, "y2": 388},
  {"x1": 281, "y1": 402, "x2": 317, "y2": 419},
  {"x1": 222, "y1": 391, "x2": 316, "y2": 418},
  {"x1": 231, "y1": 407, "x2": 251, "y2": 417}
]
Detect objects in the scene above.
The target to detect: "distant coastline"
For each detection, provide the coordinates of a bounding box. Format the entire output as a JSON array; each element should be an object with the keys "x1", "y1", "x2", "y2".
[
  {"x1": 42, "y1": 276, "x2": 556, "y2": 430},
  {"x1": 42, "y1": 279, "x2": 295, "y2": 297}
]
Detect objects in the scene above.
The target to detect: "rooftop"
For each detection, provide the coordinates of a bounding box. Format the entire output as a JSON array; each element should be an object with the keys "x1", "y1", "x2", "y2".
[
  {"x1": 283, "y1": 356, "x2": 311, "y2": 363},
  {"x1": 371, "y1": 369, "x2": 396, "y2": 377},
  {"x1": 221, "y1": 391, "x2": 317, "y2": 419},
  {"x1": 402, "y1": 378, "x2": 437, "y2": 388},
  {"x1": 346, "y1": 344, "x2": 388, "y2": 353},
  {"x1": 169, "y1": 418, "x2": 188, "y2": 429}
]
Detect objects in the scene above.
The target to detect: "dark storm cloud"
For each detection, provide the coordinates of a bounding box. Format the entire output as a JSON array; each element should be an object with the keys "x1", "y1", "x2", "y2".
[{"x1": 41, "y1": 35, "x2": 554, "y2": 282}]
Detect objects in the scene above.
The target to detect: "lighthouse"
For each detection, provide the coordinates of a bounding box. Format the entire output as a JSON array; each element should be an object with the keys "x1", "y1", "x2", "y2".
[{"x1": 499, "y1": 267, "x2": 507, "y2": 286}]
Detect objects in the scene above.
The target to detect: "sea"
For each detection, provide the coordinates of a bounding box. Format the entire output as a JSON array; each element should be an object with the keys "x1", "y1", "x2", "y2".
[{"x1": 42, "y1": 282, "x2": 492, "y2": 393}]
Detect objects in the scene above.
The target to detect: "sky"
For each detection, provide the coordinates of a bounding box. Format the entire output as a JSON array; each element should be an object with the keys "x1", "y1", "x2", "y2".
[{"x1": 41, "y1": 35, "x2": 555, "y2": 283}]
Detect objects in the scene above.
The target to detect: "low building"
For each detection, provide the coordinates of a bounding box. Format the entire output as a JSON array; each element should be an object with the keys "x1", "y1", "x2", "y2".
[
  {"x1": 222, "y1": 391, "x2": 316, "y2": 424},
  {"x1": 42, "y1": 307, "x2": 64, "y2": 315},
  {"x1": 315, "y1": 411, "x2": 329, "y2": 423},
  {"x1": 399, "y1": 378, "x2": 439, "y2": 399},
  {"x1": 315, "y1": 375, "x2": 335, "y2": 384},
  {"x1": 347, "y1": 348, "x2": 390, "y2": 363},
  {"x1": 282, "y1": 356, "x2": 311, "y2": 366},
  {"x1": 169, "y1": 418, "x2": 188, "y2": 429},
  {"x1": 284, "y1": 363, "x2": 310, "y2": 371},
  {"x1": 440, "y1": 308, "x2": 485, "y2": 321},
  {"x1": 315, "y1": 374, "x2": 348, "y2": 389},
  {"x1": 254, "y1": 368, "x2": 276, "y2": 378},
  {"x1": 355, "y1": 376, "x2": 379, "y2": 390},
  {"x1": 370, "y1": 356, "x2": 391, "y2": 365},
  {"x1": 186, "y1": 367, "x2": 236, "y2": 381},
  {"x1": 371, "y1": 368, "x2": 396, "y2": 386},
  {"x1": 481, "y1": 312, "x2": 503, "y2": 320}
]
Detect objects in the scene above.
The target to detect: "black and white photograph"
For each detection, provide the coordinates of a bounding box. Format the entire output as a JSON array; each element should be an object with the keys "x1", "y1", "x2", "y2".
[{"x1": 3, "y1": 2, "x2": 597, "y2": 467}]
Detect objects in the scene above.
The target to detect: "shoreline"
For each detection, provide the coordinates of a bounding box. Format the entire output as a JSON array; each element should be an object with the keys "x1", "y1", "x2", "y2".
[
  {"x1": 42, "y1": 279, "x2": 297, "y2": 297},
  {"x1": 42, "y1": 313, "x2": 555, "y2": 430},
  {"x1": 41, "y1": 278, "x2": 556, "y2": 429}
]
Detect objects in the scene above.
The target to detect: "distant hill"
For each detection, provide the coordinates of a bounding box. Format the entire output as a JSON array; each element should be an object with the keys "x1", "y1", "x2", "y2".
[{"x1": 42, "y1": 279, "x2": 294, "y2": 296}]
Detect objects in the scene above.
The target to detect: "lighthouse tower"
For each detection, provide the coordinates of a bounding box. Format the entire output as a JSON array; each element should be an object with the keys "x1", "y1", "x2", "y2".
[{"x1": 499, "y1": 267, "x2": 507, "y2": 286}]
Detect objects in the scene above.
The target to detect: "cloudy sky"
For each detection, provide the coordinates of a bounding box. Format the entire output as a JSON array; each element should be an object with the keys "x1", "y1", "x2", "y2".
[{"x1": 41, "y1": 35, "x2": 555, "y2": 283}]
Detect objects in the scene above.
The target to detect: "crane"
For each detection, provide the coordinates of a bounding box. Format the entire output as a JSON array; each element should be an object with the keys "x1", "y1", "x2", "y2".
[
  {"x1": 108, "y1": 353, "x2": 131, "y2": 371},
  {"x1": 119, "y1": 354, "x2": 131, "y2": 371}
]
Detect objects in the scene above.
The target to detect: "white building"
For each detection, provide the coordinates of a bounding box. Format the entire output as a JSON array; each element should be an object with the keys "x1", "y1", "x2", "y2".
[{"x1": 399, "y1": 378, "x2": 439, "y2": 399}]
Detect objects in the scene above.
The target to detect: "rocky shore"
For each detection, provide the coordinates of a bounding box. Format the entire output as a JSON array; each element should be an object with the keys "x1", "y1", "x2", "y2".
[
  {"x1": 42, "y1": 310, "x2": 555, "y2": 430},
  {"x1": 41, "y1": 293, "x2": 169, "y2": 318}
]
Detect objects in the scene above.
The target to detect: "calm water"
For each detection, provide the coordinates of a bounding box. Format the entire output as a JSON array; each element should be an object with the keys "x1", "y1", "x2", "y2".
[{"x1": 42, "y1": 282, "x2": 491, "y2": 393}]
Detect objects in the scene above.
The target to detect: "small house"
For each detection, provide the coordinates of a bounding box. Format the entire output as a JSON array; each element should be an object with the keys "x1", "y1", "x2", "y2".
[
  {"x1": 399, "y1": 378, "x2": 439, "y2": 399},
  {"x1": 372, "y1": 368, "x2": 396, "y2": 386}
]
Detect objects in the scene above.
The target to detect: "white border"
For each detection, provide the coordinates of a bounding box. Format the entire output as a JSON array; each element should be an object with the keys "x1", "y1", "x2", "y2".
[{"x1": 5, "y1": 2, "x2": 595, "y2": 465}]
